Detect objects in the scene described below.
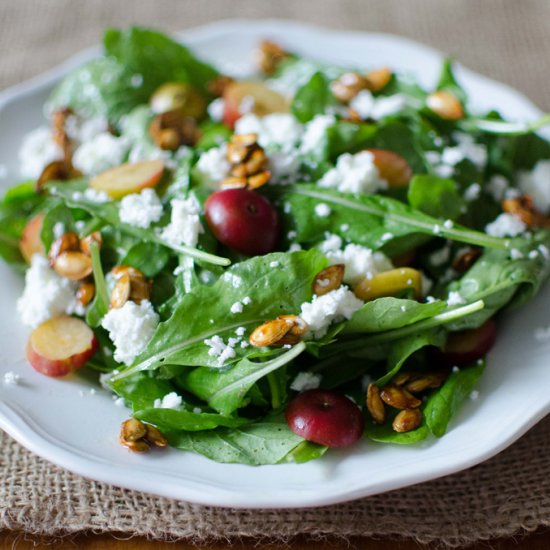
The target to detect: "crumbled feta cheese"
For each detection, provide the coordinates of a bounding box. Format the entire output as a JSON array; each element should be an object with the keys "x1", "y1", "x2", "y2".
[
  {"x1": 289, "y1": 243, "x2": 302, "y2": 252},
  {"x1": 349, "y1": 90, "x2": 407, "y2": 120},
  {"x1": 17, "y1": 255, "x2": 83, "y2": 328},
  {"x1": 3, "y1": 371, "x2": 21, "y2": 386},
  {"x1": 434, "y1": 163, "x2": 454, "y2": 178},
  {"x1": 230, "y1": 301, "x2": 244, "y2": 314},
  {"x1": 380, "y1": 232, "x2": 393, "y2": 242},
  {"x1": 235, "y1": 113, "x2": 303, "y2": 150},
  {"x1": 119, "y1": 188, "x2": 163, "y2": 228},
  {"x1": 235, "y1": 327, "x2": 246, "y2": 337},
  {"x1": 443, "y1": 219, "x2": 454, "y2": 230},
  {"x1": 204, "y1": 335, "x2": 237, "y2": 366},
  {"x1": 71, "y1": 187, "x2": 111, "y2": 203},
  {"x1": 421, "y1": 272, "x2": 433, "y2": 296},
  {"x1": 464, "y1": 183, "x2": 481, "y2": 202},
  {"x1": 429, "y1": 244, "x2": 451, "y2": 266},
  {"x1": 318, "y1": 233, "x2": 343, "y2": 253},
  {"x1": 299, "y1": 286, "x2": 364, "y2": 338},
  {"x1": 528, "y1": 250, "x2": 539, "y2": 260},
  {"x1": 485, "y1": 213, "x2": 527, "y2": 238},
  {"x1": 101, "y1": 300, "x2": 159, "y2": 366},
  {"x1": 318, "y1": 151, "x2": 388, "y2": 194},
  {"x1": 195, "y1": 144, "x2": 230, "y2": 188},
  {"x1": 242, "y1": 296, "x2": 252, "y2": 305},
  {"x1": 340, "y1": 224, "x2": 350, "y2": 232},
  {"x1": 222, "y1": 273, "x2": 243, "y2": 288},
  {"x1": 154, "y1": 391, "x2": 183, "y2": 409},
  {"x1": 447, "y1": 290, "x2": 466, "y2": 307},
  {"x1": 442, "y1": 133, "x2": 487, "y2": 169},
  {"x1": 315, "y1": 203, "x2": 331, "y2": 217},
  {"x1": 19, "y1": 126, "x2": 63, "y2": 178},
  {"x1": 130, "y1": 74, "x2": 144, "y2": 88},
  {"x1": 290, "y1": 372, "x2": 322, "y2": 392},
  {"x1": 426, "y1": 295, "x2": 437, "y2": 303},
  {"x1": 72, "y1": 132, "x2": 130, "y2": 176},
  {"x1": 269, "y1": 260, "x2": 280, "y2": 268},
  {"x1": 321, "y1": 241, "x2": 393, "y2": 286},
  {"x1": 53, "y1": 222, "x2": 65, "y2": 239},
  {"x1": 160, "y1": 197, "x2": 203, "y2": 248},
  {"x1": 127, "y1": 142, "x2": 175, "y2": 168},
  {"x1": 65, "y1": 114, "x2": 109, "y2": 144},
  {"x1": 470, "y1": 390, "x2": 480, "y2": 401},
  {"x1": 114, "y1": 397, "x2": 125, "y2": 407},
  {"x1": 510, "y1": 248, "x2": 524, "y2": 260},
  {"x1": 487, "y1": 175, "x2": 509, "y2": 202},
  {"x1": 433, "y1": 224, "x2": 441, "y2": 234},
  {"x1": 452, "y1": 366, "x2": 460, "y2": 373},
  {"x1": 539, "y1": 244, "x2": 550, "y2": 259},
  {"x1": 519, "y1": 160, "x2": 550, "y2": 213},
  {"x1": 268, "y1": 149, "x2": 301, "y2": 184},
  {"x1": 300, "y1": 114, "x2": 336, "y2": 153},
  {"x1": 207, "y1": 98, "x2": 225, "y2": 122}
]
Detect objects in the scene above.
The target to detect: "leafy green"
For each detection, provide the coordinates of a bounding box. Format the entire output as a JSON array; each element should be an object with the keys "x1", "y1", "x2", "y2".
[
  {"x1": 134, "y1": 408, "x2": 247, "y2": 432},
  {"x1": 292, "y1": 72, "x2": 337, "y2": 123},
  {"x1": 120, "y1": 242, "x2": 171, "y2": 277},
  {"x1": 279, "y1": 184, "x2": 509, "y2": 252},
  {"x1": 364, "y1": 422, "x2": 430, "y2": 444},
  {"x1": 436, "y1": 58, "x2": 467, "y2": 104},
  {"x1": 86, "y1": 241, "x2": 109, "y2": 327},
  {"x1": 424, "y1": 359, "x2": 485, "y2": 437},
  {"x1": 343, "y1": 298, "x2": 446, "y2": 335},
  {"x1": 39, "y1": 202, "x2": 74, "y2": 253},
  {"x1": 407, "y1": 174, "x2": 464, "y2": 220},
  {"x1": 113, "y1": 250, "x2": 326, "y2": 377},
  {"x1": 167, "y1": 414, "x2": 313, "y2": 465}
]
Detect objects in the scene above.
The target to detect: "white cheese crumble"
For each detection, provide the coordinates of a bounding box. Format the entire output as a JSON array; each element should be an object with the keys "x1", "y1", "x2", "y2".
[
  {"x1": 204, "y1": 335, "x2": 237, "y2": 366},
  {"x1": 290, "y1": 372, "x2": 322, "y2": 392},
  {"x1": 18, "y1": 126, "x2": 63, "y2": 179},
  {"x1": 222, "y1": 272, "x2": 243, "y2": 288},
  {"x1": 230, "y1": 301, "x2": 244, "y2": 314},
  {"x1": 447, "y1": 290, "x2": 466, "y2": 307},
  {"x1": 269, "y1": 260, "x2": 280, "y2": 268},
  {"x1": 160, "y1": 197, "x2": 203, "y2": 248},
  {"x1": 349, "y1": 90, "x2": 408, "y2": 120},
  {"x1": 235, "y1": 113, "x2": 303, "y2": 150},
  {"x1": 510, "y1": 248, "x2": 524, "y2": 260},
  {"x1": 195, "y1": 144, "x2": 230, "y2": 188},
  {"x1": 53, "y1": 222, "x2": 65, "y2": 239},
  {"x1": 320, "y1": 236, "x2": 394, "y2": 286},
  {"x1": 119, "y1": 188, "x2": 163, "y2": 228},
  {"x1": 114, "y1": 397, "x2": 125, "y2": 407},
  {"x1": 207, "y1": 98, "x2": 225, "y2": 122},
  {"x1": 470, "y1": 390, "x2": 480, "y2": 401},
  {"x1": 429, "y1": 244, "x2": 451, "y2": 266},
  {"x1": 315, "y1": 203, "x2": 331, "y2": 217},
  {"x1": 519, "y1": 159, "x2": 550, "y2": 213},
  {"x1": 487, "y1": 175, "x2": 509, "y2": 202},
  {"x1": 235, "y1": 327, "x2": 246, "y2": 337},
  {"x1": 299, "y1": 286, "x2": 364, "y2": 338},
  {"x1": 17, "y1": 255, "x2": 83, "y2": 328},
  {"x1": 464, "y1": 183, "x2": 481, "y2": 202},
  {"x1": 71, "y1": 187, "x2": 111, "y2": 203},
  {"x1": 72, "y1": 132, "x2": 130, "y2": 176},
  {"x1": 485, "y1": 213, "x2": 527, "y2": 238},
  {"x1": 318, "y1": 151, "x2": 388, "y2": 194},
  {"x1": 101, "y1": 300, "x2": 159, "y2": 366},
  {"x1": 3, "y1": 371, "x2": 21, "y2": 386},
  {"x1": 300, "y1": 114, "x2": 336, "y2": 153},
  {"x1": 154, "y1": 392, "x2": 183, "y2": 409},
  {"x1": 442, "y1": 133, "x2": 487, "y2": 169},
  {"x1": 65, "y1": 114, "x2": 109, "y2": 144}
]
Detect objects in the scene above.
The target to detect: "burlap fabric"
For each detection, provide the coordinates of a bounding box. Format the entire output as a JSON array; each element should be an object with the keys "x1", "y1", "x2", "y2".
[{"x1": 1, "y1": 1, "x2": 550, "y2": 546}]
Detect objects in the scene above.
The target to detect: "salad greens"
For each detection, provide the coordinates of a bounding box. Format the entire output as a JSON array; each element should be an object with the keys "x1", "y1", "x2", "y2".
[{"x1": 3, "y1": 26, "x2": 550, "y2": 466}]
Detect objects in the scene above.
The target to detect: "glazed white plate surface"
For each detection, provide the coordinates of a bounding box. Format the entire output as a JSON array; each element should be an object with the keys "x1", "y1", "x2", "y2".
[{"x1": 1, "y1": 19, "x2": 549, "y2": 508}]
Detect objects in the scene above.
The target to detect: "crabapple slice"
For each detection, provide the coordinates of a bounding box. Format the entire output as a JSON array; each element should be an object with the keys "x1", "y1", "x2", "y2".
[
  {"x1": 223, "y1": 81, "x2": 289, "y2": 128},
  {"x1": 90, "y1": 159, "x2": 164, "y2": 200},
  {"x1": 285, "y1": 389, "x2": 365, "y2": 448},
  {"x1": 19, "y1": 213, "x2": 45, "y2": 263},
  {"x1": 26, "y1": 316, "x2": 98, "y2": 377},
  {"x1": 441, "y1": 319, "x2": 496, "y2": 366},
  {"x1": 205, "y1": 188, "x2": 279, "y2": 256}
]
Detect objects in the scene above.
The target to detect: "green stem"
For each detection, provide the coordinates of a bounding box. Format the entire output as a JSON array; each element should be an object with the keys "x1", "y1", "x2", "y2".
[
  {"x1": 462, "y1": 113, "x2": 550, "y2": 135},
  {"x1": 90, "y1": 241, "x2": 109, "y2": 312},
  {"x1": 267, "y1": 372, "x2": 282, "y2": 410}
]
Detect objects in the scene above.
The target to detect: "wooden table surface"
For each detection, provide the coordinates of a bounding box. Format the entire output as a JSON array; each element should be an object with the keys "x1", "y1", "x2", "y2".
[{"x1": 2, "y1": 530, "x2": 550, "y2": 549}]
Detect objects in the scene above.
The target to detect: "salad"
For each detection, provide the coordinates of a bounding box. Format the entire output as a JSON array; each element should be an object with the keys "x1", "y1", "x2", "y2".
[{"x1": 2, "y1": 27, "x2": 550, "y2": 465}]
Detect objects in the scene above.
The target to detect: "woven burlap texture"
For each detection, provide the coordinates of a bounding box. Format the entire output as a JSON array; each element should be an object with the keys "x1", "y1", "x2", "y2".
[{"x1": 1, "y1": 0, "x2": 550, "y2": 547}]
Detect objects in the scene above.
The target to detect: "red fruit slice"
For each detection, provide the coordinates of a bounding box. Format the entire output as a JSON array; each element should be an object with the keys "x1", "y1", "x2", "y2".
[{"x1": 441, "y1": 319, "x2": 497, "y2": 366}]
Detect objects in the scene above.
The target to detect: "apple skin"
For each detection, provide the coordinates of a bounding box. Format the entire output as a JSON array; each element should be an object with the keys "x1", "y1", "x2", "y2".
[
  {"x1": 26, "y1": 318, "x2": 98, "y2": 377},
  {"x1": 285, "y1": 389, "x2": 365, "y2": 448},
  {"x1": 19, "y1": 213, "x2": 45, "y2": 263},
  {"x1": 440, "y1": 319, "x2": 497, "y2": 367},
  {"x1": 90, "y1": 159, "x2": 165, "y2": 200},
  {"x1": 222, "y1": 81, "x2": 289, "y2": 129}
]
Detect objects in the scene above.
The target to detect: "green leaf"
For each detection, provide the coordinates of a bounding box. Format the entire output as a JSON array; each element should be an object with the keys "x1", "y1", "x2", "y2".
[
  {"x1": 280, "y1": 440, "x2": 328, "y2": 463},
  {"x1": 364, "y1": 422, "x2": 430, "y2": 444},
  {"x1": 436, "y1": 58, "x2": 467, "y2": 105},
  {"x1": 280, "y1": 184, "x2": 509, "y2": 251},
  {"x1": 40, "y1": 202, "x2": 74, "y2": 253},
  {"x1": 424, "y1": 359, "x2": 485, "y2": 437},
  {"x1": 109, "y1": 370, "x2": 176, "y2": 411},
  {"x1": 343, "y1": 297, "x2": 446, "y2": 335},
  {"x1": 182, "y1": 342, "x2": 306, "y2": 416},
  {"x1": 407, "y1": 174, "x2": 464, "y2": 220},
  {"x1": 120, "y1": 242, "x2": 170, "y2": 277},
  {"x1": 86, "y1": 241, "x2": 109, "y2": 327},
  {"x1": 113, "y1": 250, "x2": 327, "y2": 377},
  {"x1": 167, "y1": 414, "x2": 309, "y2": 465},
  {"x1": 292, "y1": 72, "x2": 337, "y2": 123},
  {"x1": 134, "y1": 407, "x2": 247, "y2": 432}
]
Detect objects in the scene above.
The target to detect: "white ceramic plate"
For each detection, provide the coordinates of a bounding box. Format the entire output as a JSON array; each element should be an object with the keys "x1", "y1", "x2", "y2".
[{"x1": 1, "y1": 19, "x2": 549, "y2": 509}]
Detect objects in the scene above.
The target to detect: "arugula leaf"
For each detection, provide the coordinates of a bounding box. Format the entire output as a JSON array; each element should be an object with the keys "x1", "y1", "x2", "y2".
[
  {"x1": 343, "y1": 297, "x2": 446, "y2": 335},
  {"x1": 436, "y1": 58, "x2": 467, "y2": 104},
  {"x1": 113, "y1": 250, "x2": 327, "y2": 377},
  {"x1": 292, "y1": 72, "x2": 337, "y2": 123},
  {"x1": 86, "y1": 241, "x2": 109, "y2": 327},
  {"x1": 134, "y1": 408, "x2": 247, "y2": 432},
  {"x1": 180, "y1": 342, "x2": 306, "y2": 416},
  {"x1": 120, "y1": 242, "x2": 170, "y2": 277},
  {"x1": 446, "y1": 231, "x2": 550, "y2": 330},
  {"x1": 279, "y1": 184, "x2": 509, "y2": 251},
  {"x1": 109, "y1": 371, "x2": 176, "y2": 410},
  {"x1": 407, "y1": 174, "x2": 464, "y2": 220},
  {"x1": 364, "y1": 422, "x2": 430, "y2": 444},
  {"x1": 39, "y1": 201, "x2": 74, "y2": 253},
  {"x1": 424, "y1": 359, "x2": 485, "y2": 437},
  {"x1": 167, "y1": 414, "x2": 312, "y2": 465}
]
